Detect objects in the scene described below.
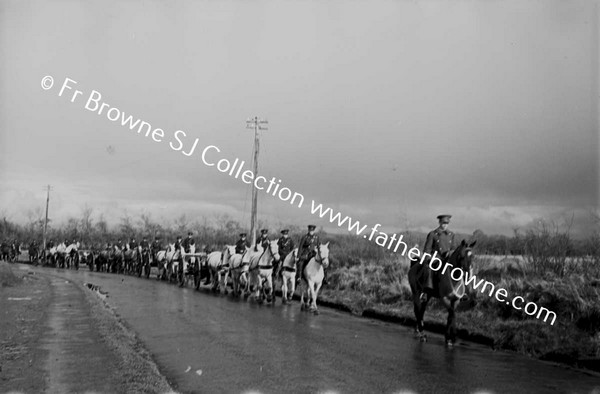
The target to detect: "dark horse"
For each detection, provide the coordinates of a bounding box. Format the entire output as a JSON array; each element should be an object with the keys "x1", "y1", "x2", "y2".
[{"x1": 408, "y1": 240, "x2": 476, "y2": 346}]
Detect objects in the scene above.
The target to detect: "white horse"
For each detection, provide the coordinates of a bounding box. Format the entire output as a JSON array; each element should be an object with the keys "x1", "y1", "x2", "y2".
[
  {"x1": 65, "y1": 242, "x2": 80, "y2": 269},
  {"x1": 218, "y1": 245, "x2": 236, "y2": 294},
  {"x1": 206, "y1": 251, "x2": 225, "y2": 292},
  {"x1": 55, "y1": 242, "x2": 68, "y2": 268},
  {"x1": 173, "y1": 244, "x2": 196, "y2": 287},
  {"x1": 299, "y1": 243, "x2": 330, "y2": 314},
  {"x1": 247, "y1": 241, "x2": 280, "y2": 304},
  {"x1": 156, "y1": 243, "x2": 181, "y2": 281},
  {"x1": 229, "y1": 247, "x2": 250, "y2": 298},
  {"x1": 280, "y1": 248, "x2": 298, "y2": 304}
]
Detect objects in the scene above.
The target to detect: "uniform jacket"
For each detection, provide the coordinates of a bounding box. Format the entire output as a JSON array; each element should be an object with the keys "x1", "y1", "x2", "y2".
[{"x1": 423, "y1": 227, "x2": 455, "y2": 256}]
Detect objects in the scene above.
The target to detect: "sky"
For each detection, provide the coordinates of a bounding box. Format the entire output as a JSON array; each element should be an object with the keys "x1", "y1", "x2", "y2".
[{"x1": 0, "y1": 0, "x2": 598, "y2": 238}]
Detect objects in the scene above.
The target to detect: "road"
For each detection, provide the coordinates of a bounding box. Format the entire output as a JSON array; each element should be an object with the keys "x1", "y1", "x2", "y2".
[{"x1": 24, "y1": 264, "x2": 600, "y2": 394}]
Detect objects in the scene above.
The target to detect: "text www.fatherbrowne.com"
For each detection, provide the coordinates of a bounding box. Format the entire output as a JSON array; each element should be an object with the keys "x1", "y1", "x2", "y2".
[{"x1": 42, "y1": 75, "x2": 557, "y2": 326}]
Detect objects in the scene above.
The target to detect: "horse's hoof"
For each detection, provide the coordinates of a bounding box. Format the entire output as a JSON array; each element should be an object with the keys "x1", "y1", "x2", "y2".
[
  {"x1": 313, "y1": 309, "x2": 319, "y2": 315},
  {"x1": 420, "y1": 335, "x2": 427, "y2": 343},
  {"x1": 445, "y1": 340, "x2": 454, "y2": 347},
  {"x1": 300, "y1": 303, "x2": 305, "y2": 311}
]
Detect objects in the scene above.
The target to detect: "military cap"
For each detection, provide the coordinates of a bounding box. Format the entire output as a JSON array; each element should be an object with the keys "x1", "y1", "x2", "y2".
[
  {"x1": 239, "y1": 233, "x2": 247, "y2": 237},
  {"x1": 177, "y1": 235, "x2": 182, "y2": 239},
  {"x1": 188, "y1": 232, "x2": 193, "y2": 236},
  {"x1": 307, "y1": 225, "x2": 316, "y2": 231},
  {"x1": 437, "y1": 215, "x2": 452, "y2": 224},
  {"x1": 260, "y1": 229, "x2": 268, "y2": 234},
  {"x1": 281, "y1": 229, "x2": 289, "y2": 234}
]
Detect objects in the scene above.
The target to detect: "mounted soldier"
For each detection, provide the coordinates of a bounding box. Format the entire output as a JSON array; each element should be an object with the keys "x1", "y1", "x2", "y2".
[
  {"x1": 296, "y1": 225, "x2": 328, "y2": 286},
  {"x1": 276, "y1": 229, "x2": 294, "y2": 278},
  {"x1": 182, "y1": 232, "x2": 195, "y2": 253},
  {"x1": 174, "y1": 235, "x2": 183, "y2": 251},
  {"x1": 419, "y1": 214, "x2": 455, "y2": 302},
  {"x1": 235, "y1": 233, "x2": 249, "y2": 254},
  {"x1": 255, "y1": 229, "x2": 270, "y2": 251},
  {"x1": 140, "y1": 236, "x2": 150, "y2": 251}
]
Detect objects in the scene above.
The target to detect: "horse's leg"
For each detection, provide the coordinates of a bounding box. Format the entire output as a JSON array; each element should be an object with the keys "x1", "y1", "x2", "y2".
[
  {"x1": 414, "y1": 296, "x2": 429, "y2": 342},
  {"x1": 281, "y1": 275, "x2": 288, "y2": 304},
  {"x1": 268, "y1": 274, "x2": 275, "y2": 304},
  {"x1": 312, "y1": 280, "x2": 323, "y2": 314},
  {"x1": 442, "y1": 297, "x2": 457, "y2": 346}
]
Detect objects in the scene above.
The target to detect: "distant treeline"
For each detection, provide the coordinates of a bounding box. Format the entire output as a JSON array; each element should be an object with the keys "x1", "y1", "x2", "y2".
[{"x1": 2, "y1": 212, "x2": 599, "y2": 266}]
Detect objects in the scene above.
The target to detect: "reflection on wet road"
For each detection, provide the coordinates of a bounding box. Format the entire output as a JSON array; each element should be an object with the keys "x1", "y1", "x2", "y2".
[{"x1": 37, "y1": 267, "x2": 600, "y2": 394}]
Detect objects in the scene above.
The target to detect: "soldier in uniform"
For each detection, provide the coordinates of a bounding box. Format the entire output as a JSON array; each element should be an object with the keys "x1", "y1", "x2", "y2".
[
  {"x1": 296, "y1": 225, "x2": 327, "y2": 286},
  {"x1": 276, "y1": 229, "x2": 294, "y2": 278},
  {"x1": 235, "y1": 233, "x2": 249, "y2": 254},
  {"x1": 182, "y1": 232, "x2": 195, "y2": 253},
  {"x1": 420, "y1": 214, "x2": 455, "y2": 302},
  {"x1": 174, "y1": 236, "x2": 183, "y2": 251},
  {"x1": 129, "y1": 237, "x2": 138, "y2": 252},
  {"x1": 140, "y1": 237, "x2": 150, "y2": 251},
  {"x1": 115, "y1": 239, "x2": 124, "y2": 251},
  {"x1": 256, "y1": 229, "x2": 270, "y2": 251},
  {"x1": 151, "y1": 236, "x2": 163, "y2": 265}
]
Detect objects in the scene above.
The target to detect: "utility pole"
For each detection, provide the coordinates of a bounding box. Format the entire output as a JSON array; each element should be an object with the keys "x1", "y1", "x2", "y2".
[
  {"x1": 42, "y1": 185, "x2": 52, "y2": 253},
  {"x1": 246, "y1": 116, "x2": 268, "y2": 247}
]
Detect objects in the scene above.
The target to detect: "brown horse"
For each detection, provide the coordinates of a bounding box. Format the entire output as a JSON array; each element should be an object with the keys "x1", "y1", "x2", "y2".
[{"x1": 408, "y1": 240, "x2": 476, "y2": 346}]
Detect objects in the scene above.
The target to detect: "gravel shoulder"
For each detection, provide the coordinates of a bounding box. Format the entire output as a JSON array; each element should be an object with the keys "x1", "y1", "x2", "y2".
[{"x1": 0, "y1": 262, "x2": 175, "y2": 394}]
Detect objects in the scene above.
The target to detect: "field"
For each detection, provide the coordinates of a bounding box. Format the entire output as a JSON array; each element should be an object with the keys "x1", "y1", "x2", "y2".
[{"x1": 321, "y1": 240, "x2": 600, "y2": 370}]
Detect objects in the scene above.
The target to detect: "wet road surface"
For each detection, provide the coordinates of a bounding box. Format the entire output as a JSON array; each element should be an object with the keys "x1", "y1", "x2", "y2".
[{"x1": 30, "y1": 266, "x2": 600, "y2": 394}]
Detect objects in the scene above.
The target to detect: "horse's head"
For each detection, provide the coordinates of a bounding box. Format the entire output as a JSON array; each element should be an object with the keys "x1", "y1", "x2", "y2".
[
  {"x1": 267, "y1": 240, "x2": 280, "y2": 261},
  {"x1": 317, "y1": 242, "x2": 330, "y2": 268},
  {"x1": 450, "y1": 239, "x2": 476, "y2": 277},
  {"x1": 224, "y1": 244, "x2": 236, "y2": 257}
]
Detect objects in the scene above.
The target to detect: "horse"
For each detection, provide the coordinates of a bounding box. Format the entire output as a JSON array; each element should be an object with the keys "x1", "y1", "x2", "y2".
[
  {"x1": 173, "y1": 244, "x2": 198, "y2": 287},
  {"x1": 28, "y1": 242, "x2": 40, "y2": 264},
  {"x1": 0, "y1": 242, "x2": 10, "y2": 261},
  {"x1": 205, "y1": 250, "x2": 225, "y2": 292},
  {"x1": 229, "y1": 247, "x2": 250, "y2": 298},
  {"x1": 80, "y1": 250, "x2": 95, "y2": 271},
  {"x1": 156, "y1": 244, "x2": 180, "y2": 281},
  {"x1": 247, "y1": 240, "x2": 280, "y2": 304},
  {"x1": 216, "y1": 245, "x2": 236, "y2": 294},
  {"x1": 408, "y1": 240, "x2": 476, "y2": 346},
  {"x1": 55, "y1": 243, "x2": 67, "y2": 268},
  {"x1": 122, "y1": 246, "x2": 140, "y2": 274},
  {"x1": 139, "y1": 247, "x2": 152, "y2": 278},
  {"x1": 280, "y1": 248, "x2": 298, "y2": 304},
  {"x1": 65, "y1": 242, "x2": 80, "y2": 270},
  {"x1": 299, "y1": 243, "x2": 330, "y2": 314},
  {"x1": 96, "y1": 249, "x2": 112, "y2": 272}
]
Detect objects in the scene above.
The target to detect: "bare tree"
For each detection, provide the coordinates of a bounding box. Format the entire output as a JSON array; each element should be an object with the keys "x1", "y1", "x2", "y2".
[{"x1": 80, "y1": 205, "x2": 94, "y2": 244}]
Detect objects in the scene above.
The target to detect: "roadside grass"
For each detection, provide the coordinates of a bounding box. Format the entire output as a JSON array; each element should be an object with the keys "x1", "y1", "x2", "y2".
[
  {"x1": 0, "y1": 262, "x2": 22, "y2": 287},
  {"x1": 322, "y1": 248, "x2": 600, "y2": 365}
]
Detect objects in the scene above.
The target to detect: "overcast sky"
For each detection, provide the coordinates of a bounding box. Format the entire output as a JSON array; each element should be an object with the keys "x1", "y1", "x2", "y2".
[{"x1": 0, "y1": 0, "x2": 598, "y2": 238}]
